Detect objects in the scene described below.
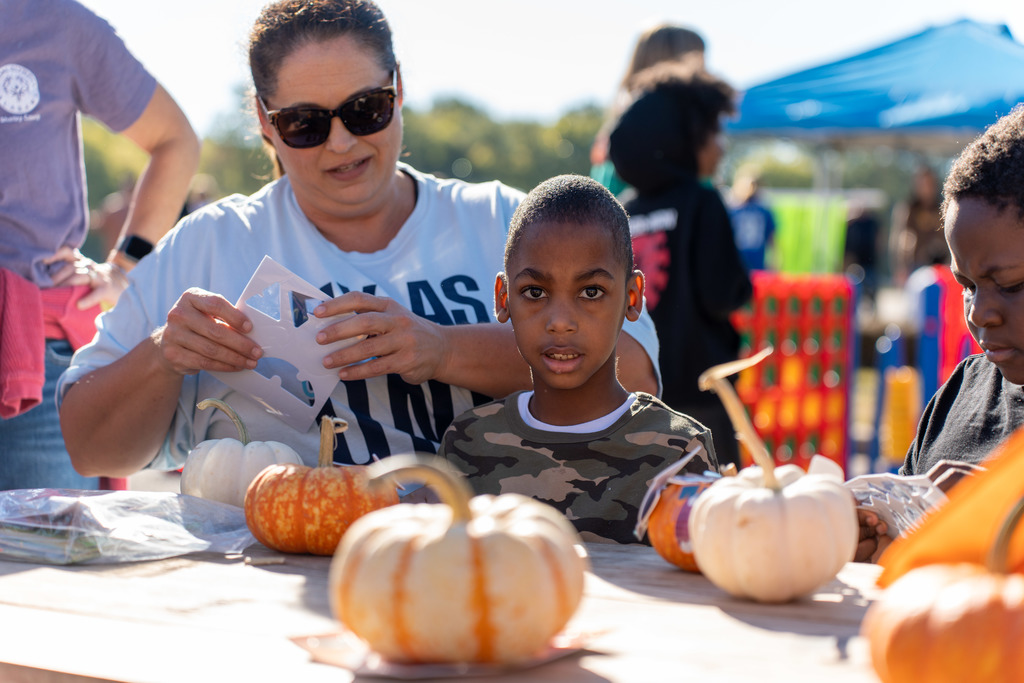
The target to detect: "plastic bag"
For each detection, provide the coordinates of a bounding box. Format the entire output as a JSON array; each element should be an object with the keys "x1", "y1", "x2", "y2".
[
  {"x1": 0, "y1": 488, "x2": 256, "y2": 564},
  {"x1": 844, "y1": 472, "x2": 947, "y2": 538}
]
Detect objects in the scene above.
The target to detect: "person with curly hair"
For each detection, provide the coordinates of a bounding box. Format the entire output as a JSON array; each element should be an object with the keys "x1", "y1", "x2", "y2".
[
  {"x1": 607, "y1": 63, "x2": 751, "y2": 468},
  {"x1": 589, "y1": 23, "x2": 707, "y2": 197},
  {"x1": 856, "y1": 105, "x2": 1024, "y2": 561},
  {"x1": 901, "y1": 106, "x2": 1024, "y2": 477}
]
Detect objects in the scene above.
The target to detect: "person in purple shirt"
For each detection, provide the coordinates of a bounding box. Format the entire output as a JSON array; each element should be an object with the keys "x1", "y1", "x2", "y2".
[{"x1": 0, "y1": 0, "x2": 199, "y2": 489}]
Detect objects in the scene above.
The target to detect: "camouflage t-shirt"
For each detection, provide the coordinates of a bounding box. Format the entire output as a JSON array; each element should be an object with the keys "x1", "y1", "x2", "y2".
[{"x1": 439, "y1": 392, "x2": 718, "y2": 544}]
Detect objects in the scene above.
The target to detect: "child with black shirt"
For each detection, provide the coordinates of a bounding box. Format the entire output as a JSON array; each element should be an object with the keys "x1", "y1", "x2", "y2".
[
  {"x1": 857, "y1": 106, "x2": 1024, "y2": 561},
  {"x1": 607, "y1": 64, "x2": 752, "y2": 468}
]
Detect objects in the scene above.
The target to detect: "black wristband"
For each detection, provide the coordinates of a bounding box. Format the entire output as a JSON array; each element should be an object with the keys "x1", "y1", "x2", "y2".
[{"x1": 116, "y1": 235, "x2": 154, "y2": 263}]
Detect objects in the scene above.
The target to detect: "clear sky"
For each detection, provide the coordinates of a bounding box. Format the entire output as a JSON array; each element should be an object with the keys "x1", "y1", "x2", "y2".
[{"x1": 78, "y1": 0, "x2": 1024, "y2": 138}]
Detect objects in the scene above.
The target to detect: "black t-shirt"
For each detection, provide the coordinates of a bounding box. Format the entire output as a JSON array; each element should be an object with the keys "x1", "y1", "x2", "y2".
[
  {"x1": 902, "y1": 355, "x2": 1024, "y2": 476},
  {"x1": 621, "y1": 182, "x2": 752, "y2": 408}
]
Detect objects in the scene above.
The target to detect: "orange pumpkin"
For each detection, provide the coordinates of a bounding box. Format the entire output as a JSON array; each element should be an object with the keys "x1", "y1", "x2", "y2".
[
  {"x1": 647, "y1": 474, "x2": 718, "y2": 572},
  {"x1": 863, "y1": 496, "x2": 1024, "y2": 683},
  {"x1": 330, "y1": 455, "x2": 587, "y2": 664},
  {"x1": 243, "y1": 417, "x2": 399, "y2": 555}
]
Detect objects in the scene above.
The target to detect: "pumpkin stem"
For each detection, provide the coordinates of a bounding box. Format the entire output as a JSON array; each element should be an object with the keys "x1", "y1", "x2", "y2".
[
  {"x1": 987, "y1": 494, "x2": 1024, "y2": 574},
  {"x1": 318, "y1": 417, "x2": 349, "y2": 468},
  {"x1": 698, "y1": 347, "x2": 778, "y2": 490},
  {"x1": 197, "y1": 398, "x2": 249, "y2": 445},
  {"x1": 366, "y1": 455, "x2": 473, "y2": 523}
]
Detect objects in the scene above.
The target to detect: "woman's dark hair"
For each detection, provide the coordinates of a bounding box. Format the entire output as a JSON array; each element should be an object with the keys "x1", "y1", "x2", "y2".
[
  {"x1": 505, "y1": 175, "x2": 633, "y2": 276},
  {"x1": 942, "y1": 105, "x2": 1024, "y2": 222},
  {"x1": 249, "y1": 0, "x2": 397, "y2": 176},
  {"x1": 630, "y1": 62, "x2": 735, "y2": 154},
  {"x1": 249, "y1": 0, "x2": 396, "y2": 101},
  {"x1": 609, "y1": 64, "x2": 735, "y2": 187}
]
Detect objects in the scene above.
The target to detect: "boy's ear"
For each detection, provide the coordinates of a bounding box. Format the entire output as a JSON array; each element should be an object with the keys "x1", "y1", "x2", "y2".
[
  {"x1": 494, "y1": 273, "x2": 511, "y2": 323},
  {"x1": 625, "y1": 270, "x2": 644, "y2": 322}
]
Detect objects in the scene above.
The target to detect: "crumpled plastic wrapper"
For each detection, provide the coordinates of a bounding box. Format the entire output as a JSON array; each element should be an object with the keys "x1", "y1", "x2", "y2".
[
  {"x1": 0, "y1": 488, "x2": 255, "y2": 564},
  {"x1": 844, "y1": 472, "x2": 948, "y2": 538}
]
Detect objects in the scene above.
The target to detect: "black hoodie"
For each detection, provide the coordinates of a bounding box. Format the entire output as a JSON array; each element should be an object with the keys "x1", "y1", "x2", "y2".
[{"x1": 609, "y1": 85, "x2": 752, "y2": 413}]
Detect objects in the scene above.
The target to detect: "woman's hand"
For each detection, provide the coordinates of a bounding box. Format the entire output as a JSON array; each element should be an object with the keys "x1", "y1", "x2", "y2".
[
  {"x1": 43, "y1": 246, "x2": 129, "y2": 309},
  {"x1": 153, "y1": 288, "x2": 262, "y2": 376},
  {"x1": 314, "y1": 291, "x2": 447, "y2": 386},
  {"x1": 855, "y1": 508, "x2": 892, "y2": 563}
]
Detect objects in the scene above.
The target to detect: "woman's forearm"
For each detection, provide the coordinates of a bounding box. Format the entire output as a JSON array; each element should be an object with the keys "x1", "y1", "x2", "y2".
[
  {"x1": 434, "y1": 322, "x2": 533, "y2": 399},
  {"x1": 615, "y1": 331, "x2": 660, "y2": 396},
  {"x1": 433, "y1": 322, "x2": 659, "y2": 399},
  {"x1": 60, "y1": 331, "x2": 185, "y2": 477}
]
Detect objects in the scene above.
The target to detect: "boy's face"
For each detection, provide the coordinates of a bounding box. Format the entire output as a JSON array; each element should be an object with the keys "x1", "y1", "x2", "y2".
[
  {"x1": 495, "y1": 220, "x2": 644, "y2": 397},
  {"x1": 947, "y1": 197, "x2": 1024, "y2": 384}
]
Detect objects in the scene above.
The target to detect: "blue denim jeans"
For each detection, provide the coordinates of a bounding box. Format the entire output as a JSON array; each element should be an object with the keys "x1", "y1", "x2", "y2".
[{"x1": 0, "y1": 339, "x2": 99, "y2": 490}]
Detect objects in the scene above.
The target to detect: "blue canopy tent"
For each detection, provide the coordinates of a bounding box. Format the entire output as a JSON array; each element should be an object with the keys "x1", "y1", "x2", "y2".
[
  {"x1": 727, "y1": 18, "x2": 1024, "y2": 153},
  {"x1": 723, "y1": 19, "x2": 1024, "y2": 275},
  {"x1": 723, "y1": 20, "x2": 1024, "y2": 470}
]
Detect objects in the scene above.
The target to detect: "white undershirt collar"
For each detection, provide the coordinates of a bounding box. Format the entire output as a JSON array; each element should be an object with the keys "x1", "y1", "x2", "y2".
[{"x1": 518, "y1": 391, "x2": 637, "y2": 433}]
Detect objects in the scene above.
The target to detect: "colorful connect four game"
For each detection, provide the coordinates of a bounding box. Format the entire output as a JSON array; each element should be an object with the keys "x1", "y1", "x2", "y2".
[
  {"x1": 918, "y1": 265, "x2": 982, "y2": 404},
  {"x1": 731, "y1": 271, "x2": 857, "y2": 475}
]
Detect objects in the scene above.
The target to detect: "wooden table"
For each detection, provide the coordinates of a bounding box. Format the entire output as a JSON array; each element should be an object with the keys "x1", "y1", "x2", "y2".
[{"x1": 0, "y1": 542, "x2": 884, "y2": 682}]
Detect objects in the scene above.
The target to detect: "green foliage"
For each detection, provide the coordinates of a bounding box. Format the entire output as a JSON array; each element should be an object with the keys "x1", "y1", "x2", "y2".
[
  {"x1": 401, "y1": 100, "x2": 601, "y2": 192},
  {"x1": 84, "y1": 88, "x2": 945, "y2": 237},
  {"x1": 722, "y1": 140, "x2": 816, "y2": 189},
  {"x1": 198, "y1": 135, "x2": 274, "y2": 198},
  {"x1": 82, "y1": 118, "x2": 149, "y2": 209},
  {"x1": 197, "y1": 86, "x2": 276, "y2": 197}
]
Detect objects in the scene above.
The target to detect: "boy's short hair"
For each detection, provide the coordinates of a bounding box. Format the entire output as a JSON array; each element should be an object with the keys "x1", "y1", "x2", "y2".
[
  {"x1": 943, "y1": 105, "x2": 1024, "y2": 222},
  {"x1": 505, "y1": 174, "x2": 633, "y2": 275}
]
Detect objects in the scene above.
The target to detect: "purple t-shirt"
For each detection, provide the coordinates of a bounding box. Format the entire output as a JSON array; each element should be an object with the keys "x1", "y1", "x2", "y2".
[{"x1": 0, "y1": 0, "x2": 156, "y2": 286}]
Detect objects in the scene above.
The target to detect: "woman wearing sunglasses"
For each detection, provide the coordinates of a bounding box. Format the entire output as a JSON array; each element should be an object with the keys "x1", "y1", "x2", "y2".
[{"x1": 58, "y1": 0, "x2": 660, "y2": 481}]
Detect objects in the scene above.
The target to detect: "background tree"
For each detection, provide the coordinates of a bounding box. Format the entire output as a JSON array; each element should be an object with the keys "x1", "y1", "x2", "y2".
[{"x1": 83, "y1": 90, "x2": 954, "y2": 284}]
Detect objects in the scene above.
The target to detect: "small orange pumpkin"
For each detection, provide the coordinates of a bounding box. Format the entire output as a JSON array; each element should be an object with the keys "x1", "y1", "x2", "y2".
[
  {"x1": 243, "y1": 417, "x2": 399, "y2": 555},
  {"x1": 647, "y1": 474, "x2": 719, "y2": 572},
  {"x1": 863, "y1": 496, "x2": 1024, "y2": 683}
]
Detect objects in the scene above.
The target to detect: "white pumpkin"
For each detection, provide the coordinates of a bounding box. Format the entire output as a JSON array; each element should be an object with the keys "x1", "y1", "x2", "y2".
[
  {"x1": 689, "y1": 348, "x2": 858, "y2": 603},
  {"x1": 180, "y1": 398, "x2": 303, "y2": 508},
  {"x1": 688, "y1": 463, "x2": 858, "y2": 602},
  {"x1": 329, "y1": 455, "x2": 588, "y2": 664}
]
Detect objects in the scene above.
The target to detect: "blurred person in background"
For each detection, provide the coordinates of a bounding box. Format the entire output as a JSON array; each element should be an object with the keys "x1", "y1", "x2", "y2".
[
  {"x1": 890, "y1": 164, "x2": 947, "y2": 285},
  {"x1": 92, "y1": 175, "x2": 137, "y2": 257},
  {"x1": 844, "y1": 200, "x2": 882, "y2": 302},
  {"x1": 590, "y1": 23, "x2": 706, "y2": 197},
  {"x1": 728, "y1": 165, "x2": 776, "y2": 272},
  {"x1": 181, "y1": 173, "x2": 222, "y2": 217},
  {"x1": 0, "y1": 0, "x2": 199, "y2": 490},
  {"x1": 608, "y1": 64, "x2": 752, "y2": 468}
]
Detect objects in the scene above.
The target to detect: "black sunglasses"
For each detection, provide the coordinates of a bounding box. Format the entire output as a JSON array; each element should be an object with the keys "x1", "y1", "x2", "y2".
[{"x1": 263, "y1": 72, "x2": 397, "y2": 148}]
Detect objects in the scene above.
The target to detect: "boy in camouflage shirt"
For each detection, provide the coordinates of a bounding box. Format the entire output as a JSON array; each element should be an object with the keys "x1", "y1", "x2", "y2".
[{"x1": 440, "y1": 175, "x2": 719, "y2": 544}]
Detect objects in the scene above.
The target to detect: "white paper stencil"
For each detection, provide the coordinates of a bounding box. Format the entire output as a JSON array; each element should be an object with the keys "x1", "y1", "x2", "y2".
[{"x1": 210, "y1": 256, "x2": 362, "y2": 431}]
